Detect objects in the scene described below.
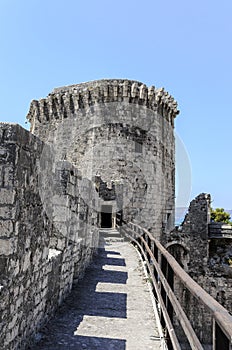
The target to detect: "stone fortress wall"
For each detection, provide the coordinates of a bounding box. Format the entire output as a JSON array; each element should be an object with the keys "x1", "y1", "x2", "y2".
[
  {"x1": 0, "y1": 123, "x2": 99, "y2": 349},
  {"x1": 0, "y1": 79, "x2": 179, "y2": 349}
]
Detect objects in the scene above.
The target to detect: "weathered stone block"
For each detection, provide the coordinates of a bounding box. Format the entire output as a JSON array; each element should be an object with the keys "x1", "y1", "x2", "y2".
[
  {"x1": 0, "y1": 189, "x2": 16, "y2": 204},
  {"x1": 0, "y1": 238, "x2": 15, "y2": 255},
  {"x1": 22, "y1": 251, "x2": 31, "y2": 272},
  {"x1": 3, "y1": 166, "x2": 15, "y2": 187},
  {"x1": 0, "y1": 220, "x2": 14, "y2": 237},
  {"x1": 32, "y1": 248, "x2": 42, "y2": 271},
  {"x1": 0, "y1": 206, "x2": 16, "y2": 220},
  {"x1": 8, "y1": 313, "x2": 18, "y2": 330},
  {"x1": 15, "y1": 296, "x2": 23, "y2": 310},
  {"x1": 42, "y1": 247, "x2": 49, "y2": 260},
  {"x1": 12, "y1": 260, "x2": 20, "y2": 277}
]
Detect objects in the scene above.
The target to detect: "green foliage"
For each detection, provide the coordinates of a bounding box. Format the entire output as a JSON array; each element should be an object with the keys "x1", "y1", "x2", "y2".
[{"x1": 210, "y1": 208, "x2": 231, "y2": 224}]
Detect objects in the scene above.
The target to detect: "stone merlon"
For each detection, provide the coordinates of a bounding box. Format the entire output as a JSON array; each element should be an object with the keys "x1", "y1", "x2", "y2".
[{"x1": 26, "y1": 79, "x2": 179, "y2": 126}]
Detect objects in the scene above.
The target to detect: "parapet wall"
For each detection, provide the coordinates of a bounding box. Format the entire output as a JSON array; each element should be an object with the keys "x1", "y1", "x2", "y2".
[
  {"x1": 0, "y1": 123, "x2": 99, "y2": 350},
  {"x1": 27, "y1": 79, "x2": 179, "y2": 138}
]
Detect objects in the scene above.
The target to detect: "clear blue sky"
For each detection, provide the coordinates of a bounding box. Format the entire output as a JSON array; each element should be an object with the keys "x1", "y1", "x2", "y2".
[{"x1": 1, "y1": 0, "x2": 231, "y2": 209}]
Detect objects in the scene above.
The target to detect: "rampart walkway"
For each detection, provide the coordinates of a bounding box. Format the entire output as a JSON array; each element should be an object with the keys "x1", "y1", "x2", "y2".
[{"x1": 32, "y1": 229, "x2": 162, "y2": 350}]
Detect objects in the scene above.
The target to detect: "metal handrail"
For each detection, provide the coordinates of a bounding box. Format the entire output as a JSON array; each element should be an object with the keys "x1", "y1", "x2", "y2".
[{"x1": 120, "y1": 222, "x2": 232, "y2": 350}]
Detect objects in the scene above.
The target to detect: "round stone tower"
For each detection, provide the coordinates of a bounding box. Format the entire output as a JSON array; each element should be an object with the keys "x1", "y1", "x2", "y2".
[{"x1": 27, "y1": 79, "x2": 179, "y2": 241}]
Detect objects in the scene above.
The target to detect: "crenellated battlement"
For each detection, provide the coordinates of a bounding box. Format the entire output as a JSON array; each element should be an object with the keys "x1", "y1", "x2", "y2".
[{"x1": 26, "y1": 79, "x2": 179, "y2": 127}]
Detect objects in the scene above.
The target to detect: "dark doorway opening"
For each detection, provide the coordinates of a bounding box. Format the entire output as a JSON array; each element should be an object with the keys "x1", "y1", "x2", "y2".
[
  {"x1": 101, "y1": 205, "x2": 112, "y2": 228},
  {"x1": 101, "y1": 212, "x2": 112, "y2": 228}
]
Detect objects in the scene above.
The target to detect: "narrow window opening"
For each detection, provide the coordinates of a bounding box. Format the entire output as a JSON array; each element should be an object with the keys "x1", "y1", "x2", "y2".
[{"x1": 135, "y1": 141, "x2": 142, "y2": 153}]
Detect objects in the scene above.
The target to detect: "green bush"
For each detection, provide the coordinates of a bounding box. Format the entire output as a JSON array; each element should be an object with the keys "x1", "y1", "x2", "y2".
[{"x1": 210, "y1": 208, "x2": 231, "y2": 224}]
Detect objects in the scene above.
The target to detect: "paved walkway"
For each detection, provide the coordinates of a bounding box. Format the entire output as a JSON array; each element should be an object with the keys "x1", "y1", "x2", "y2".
[{"x1": 33, "y1": 229, "x2": 162, "y2": 349}]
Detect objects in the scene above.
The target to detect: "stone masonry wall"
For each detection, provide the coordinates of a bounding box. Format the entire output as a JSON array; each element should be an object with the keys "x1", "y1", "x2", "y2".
[
  {"x1": 168, "y1": 193, "x2": 211, "y2": 274},
  {"x1": 0, "y1": 123, "x2": 99, "y2": 350}
]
